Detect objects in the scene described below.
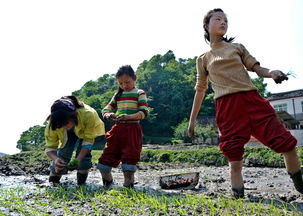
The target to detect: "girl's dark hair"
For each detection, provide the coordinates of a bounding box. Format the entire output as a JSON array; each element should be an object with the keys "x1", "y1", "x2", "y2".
[
  {"x1": 203, "y1": 8, "x2": 235, "y2": 43},
  {"x1": 114, "y1": 65, "x2": 136, "y2": 100},
  {"x1": 47, "y1": 96, "x2": 84, "y2": 130}
]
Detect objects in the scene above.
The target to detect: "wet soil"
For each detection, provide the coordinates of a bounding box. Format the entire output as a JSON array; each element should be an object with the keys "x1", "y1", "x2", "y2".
[
  {"x1": 1, "y1": 149, "x2": 303, "y2": 213},
  {"x1": 1, "y1": 163, "x2": 303, "y2": 211}
]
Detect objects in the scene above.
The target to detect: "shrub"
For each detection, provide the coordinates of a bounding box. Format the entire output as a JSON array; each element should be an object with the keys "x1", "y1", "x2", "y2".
[{"x1": 173, "y1": 120, "x2": 218, "y2": 144}]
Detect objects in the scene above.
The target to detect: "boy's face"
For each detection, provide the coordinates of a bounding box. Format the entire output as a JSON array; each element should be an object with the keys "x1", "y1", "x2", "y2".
[
  {"x1": 117, "y1": 74, "x2": 136, "y2": 91},
  {"x1": 207, "y1": 12, "x2": 228, "y2": 38}
]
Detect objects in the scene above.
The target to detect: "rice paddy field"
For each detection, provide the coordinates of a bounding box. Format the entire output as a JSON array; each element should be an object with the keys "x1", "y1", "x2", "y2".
[{"x1": 1, "y1": 147, "x2": 303, "y2": 215}]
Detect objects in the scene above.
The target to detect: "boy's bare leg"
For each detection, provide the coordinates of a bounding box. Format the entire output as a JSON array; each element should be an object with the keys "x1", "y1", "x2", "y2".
[
  {"x1": 282, "y1": 148, "x2": 300, "y2": 173},
  {"x1": 101, "y1": 172, "x2": 113, "y2": 187},
  {"x1": 123, "y1": 171, "x2": 135, "y2": 188},
  {"x1": 282, "y1": 148, "x2": 303, "y2": 193},
  {"x1": 101, "y1": 172, "x2": 113, "y2": 181},
  {"x1": 229, "y1": 160, "x2": 244, "y2": 198}
]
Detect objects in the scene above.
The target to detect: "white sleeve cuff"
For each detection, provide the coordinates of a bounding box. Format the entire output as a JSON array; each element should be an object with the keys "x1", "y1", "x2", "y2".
[
  {"x1": 45, "y1": 148, "x2": 57, "y2": 153},
  {"x1": 82, "y1": 141, "x2": 93, "y2": 146}
]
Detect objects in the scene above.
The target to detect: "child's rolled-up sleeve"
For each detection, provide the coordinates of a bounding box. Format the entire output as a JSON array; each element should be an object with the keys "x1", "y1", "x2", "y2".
[
  {"x1": 195, "y1": 54, "x2": 209, "y2": 92},
  {"x1": 239, "y1": 43, "x2": 260, "y2": 71}
]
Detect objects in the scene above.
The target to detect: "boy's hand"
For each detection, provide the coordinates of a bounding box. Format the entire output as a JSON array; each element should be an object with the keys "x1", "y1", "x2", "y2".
[{"x1": 270, "y1": 70, "x2": 288, "y2": 84}]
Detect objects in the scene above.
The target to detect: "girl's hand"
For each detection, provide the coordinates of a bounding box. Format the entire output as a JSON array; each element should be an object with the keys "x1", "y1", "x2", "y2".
[
  {"x1": 270, "y1": 70, "x2": 288, "y2": 84},
  {"x1": 187, "y1": 122, "x2": 196, "y2": 138},
  {"x1": 104, "y1": 113, "x2": 117, "y2": 121},
  {"x1": 116, "y1": 114, "x2": 129, "y2": 121}
]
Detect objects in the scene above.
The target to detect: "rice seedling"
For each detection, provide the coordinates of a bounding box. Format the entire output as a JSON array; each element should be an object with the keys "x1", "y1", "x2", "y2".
[{"x1": 1, "y1": 185, "x2": 302, "y2": 215}]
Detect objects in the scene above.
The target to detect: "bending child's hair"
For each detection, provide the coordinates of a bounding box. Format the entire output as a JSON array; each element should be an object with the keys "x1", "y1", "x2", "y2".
[{"x1": 47, "y1": 96, "x2": 84, "y2": 130}]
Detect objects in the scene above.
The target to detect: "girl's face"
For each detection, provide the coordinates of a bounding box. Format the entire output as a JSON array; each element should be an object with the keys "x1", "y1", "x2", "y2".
[
  {"x1": 117, "y1": 74, "x2": 136, "y2": 91},
  {"x1": 63, "y1": 121, "x2": 75, "y2": 130},
  {"x1": 206, "y1": 12, "x2": 228, "y2": 40}
]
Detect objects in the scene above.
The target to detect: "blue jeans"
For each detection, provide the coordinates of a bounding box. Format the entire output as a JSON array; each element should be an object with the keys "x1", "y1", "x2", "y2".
[{"x1": 50, "y1": 128, "x2": 92, "y2": 174}]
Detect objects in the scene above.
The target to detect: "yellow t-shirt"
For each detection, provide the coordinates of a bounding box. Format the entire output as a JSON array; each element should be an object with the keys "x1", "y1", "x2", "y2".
[{"x1": 44, "y1": 104, "x2": 105, "y2": 151}]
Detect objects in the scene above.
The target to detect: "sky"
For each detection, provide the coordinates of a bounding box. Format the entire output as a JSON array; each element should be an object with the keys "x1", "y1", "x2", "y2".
[{"x1": 0, "y1": 0, "x2": 302, "y2": 155}]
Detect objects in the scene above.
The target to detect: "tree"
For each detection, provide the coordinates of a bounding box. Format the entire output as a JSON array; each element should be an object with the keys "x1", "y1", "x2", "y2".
[
  {"x1": 136, "y1": 51, "x2": 214, "y2": 136},
  {"x1": 251, "y1": 77, "x2": 270, "y2": 97},
  {"x1": 173, "y1": 120, "x2": 218, "y2": 144},
  {"x1": 17, "y1": 125, "x2": 45, "y2": 151},
  {"x1": 72, "y1": 73, "x2": 117, "y2": 106},
  {"x1": 194, "y1": 124, "x2": 218, "y2": 145},
  {"x1": 19, "y1": 50, "x2": 272, "y2": 147}
]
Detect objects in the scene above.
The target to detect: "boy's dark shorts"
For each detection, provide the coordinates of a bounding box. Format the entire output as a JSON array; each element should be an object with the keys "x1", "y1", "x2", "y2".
[{"x1": 50, "y1": 129, "x2": 92, "y2": 174}]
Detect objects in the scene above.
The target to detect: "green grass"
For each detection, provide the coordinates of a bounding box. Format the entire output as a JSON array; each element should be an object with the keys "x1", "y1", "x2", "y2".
[
  {"x1": 93, "y1": 146, "x2": 303, "y2": 168},
  {"x1": 1, "y1": 146, "x2": 303, "y2": 177},
  {"x1": 2, "y1": 147, "x2": 303, "y2": 215},
  {"x1": 0, "y1": 186, "x2": 301, "y2": 216},
  {"x1": 2, "y1": 146, "x2": 303, "y2": 170}
]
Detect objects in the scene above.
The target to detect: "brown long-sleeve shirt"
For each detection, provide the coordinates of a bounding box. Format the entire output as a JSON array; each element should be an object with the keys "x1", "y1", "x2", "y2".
[{"x1": 195, "y1": 41, "x2": 260, "y2": 99}]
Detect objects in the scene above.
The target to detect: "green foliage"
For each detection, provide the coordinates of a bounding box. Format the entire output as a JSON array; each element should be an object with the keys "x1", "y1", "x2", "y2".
[
  {"x1": 251, "y1": 77, "x2": 270, "y2": 97},
  {"x1": 173, "y1": 120, "x2": 192, "y2": 143},
  {"x1": 18, "y1": 50, "x2": 274, "y2": 150},
  {"x1": 67, "y1": 158, "x2": 80, "y2": 167},
  {"x1": 140, "y1": 148, "x2": 227, "y2": 166},
  {"x1": 244, "y1": 147, "x2": 285, "y2": 167},
  {"x1": 70, "y1": 50, "x2": 216, "y2": 138},
  {"x1": 5, "y1": 147, "x2": 303, "y2": 176},
  {"x1": 195, "y1": 124, "x2": 218, "y2": 144},
  {"x1": 138, "y1": 147, "x2": 303, "y2": 168},
  {"x1": 143, "y1": 136, "x2": 173, "y2": 144},
  {"x1": 136, "y1": 51, "x2": 215, "y2": 136},
  {"x1": 173, "y1": 120, "x2": 218, "y2": 144},
  {"x1": 72, "y1": 73, "x2": 117, "y2": 114},
  {"x1": 16, "y1": 125, "x2": 45, "y2": 151}
]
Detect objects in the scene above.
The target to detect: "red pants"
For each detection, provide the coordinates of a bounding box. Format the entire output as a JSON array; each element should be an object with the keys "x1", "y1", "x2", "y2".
[
  {"x1": 215, "y1": 91, "x2": 297, "y2": 162},
  {"x1": 99, "y1": 123, "x2": 142, "y2": 167}
]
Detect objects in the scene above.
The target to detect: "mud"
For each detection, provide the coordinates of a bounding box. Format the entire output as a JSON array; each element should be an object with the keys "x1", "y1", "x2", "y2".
[
  {"x1": 1, "y1": 148, "x2": 303, "y2": 213},
  {"x1": 1, "y1": 163, "x2": 303, "y2": 212}
]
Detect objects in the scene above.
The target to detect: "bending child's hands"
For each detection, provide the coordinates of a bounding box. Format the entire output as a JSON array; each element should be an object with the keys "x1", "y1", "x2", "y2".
[
  {"x1": 270, "y1": 70, "x2": 288, "y2": 84},
  {"x1": 54, "y1": 157, "x2": 66, "y2": 172},
  {"x1": 67, "y1": 159, "x2": 80, "y2": 171}
]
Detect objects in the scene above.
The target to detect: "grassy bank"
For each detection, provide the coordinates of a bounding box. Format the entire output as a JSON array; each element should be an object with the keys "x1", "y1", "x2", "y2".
[
  {"x1": 1, "y1": 146, "x2": 303, "y2": 176},
  {"x1": 0, "y1": 186, "x2": 301, "y2": 216},
  {"x1": 90, "y1": 146, "x2": 303, "y2": 168}
]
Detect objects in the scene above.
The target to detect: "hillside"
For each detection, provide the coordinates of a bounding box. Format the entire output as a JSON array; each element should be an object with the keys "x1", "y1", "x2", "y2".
[{"x1": 0, "y1": 152, "x2": 7, "y2": 157}]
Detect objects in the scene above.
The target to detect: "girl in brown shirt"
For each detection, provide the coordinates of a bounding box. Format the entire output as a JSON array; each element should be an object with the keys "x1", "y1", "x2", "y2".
[{"x1": 188, "y1": 8, "x2": 302, "y2": 198}]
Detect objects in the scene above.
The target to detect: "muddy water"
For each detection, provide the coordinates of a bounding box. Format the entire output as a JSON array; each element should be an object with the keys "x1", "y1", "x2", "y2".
[
  {"x1": 0, "y1": 164, "x2": 303, "y2": 204},
  {"x1": 1, "y1": 164, "x2": 303, "y2": 212}
]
